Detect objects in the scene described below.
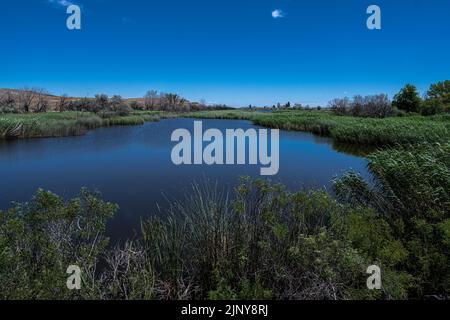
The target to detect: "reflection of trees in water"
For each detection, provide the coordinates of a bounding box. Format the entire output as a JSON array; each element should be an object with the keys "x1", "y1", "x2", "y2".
[{"x1": 332, "y1": 142, "x2": 377, "y2": 157}]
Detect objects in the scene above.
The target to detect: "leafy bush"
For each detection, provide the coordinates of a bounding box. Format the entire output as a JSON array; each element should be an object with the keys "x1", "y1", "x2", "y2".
[
  {"x1": 0, "y1": 105, "x2": 18, "y2": 114},
  {"x1": 116, "y1": 104, "x2": 132, "y2": 116},
  {"x1": 334, "y1": 142, "x2": 450, "y2": 298},
  {"x1": 0, "y1": 189, "x2": 117, "y2": 299},
  {"x1": 129, "y1": 101, "x2": 144, "y2": 111},
  {"x1": 421, "y1": 99, "x2": 445, "y2": 116},
  {"x1": 66, "y1": 99, "x2": 99, "y2": 113}
]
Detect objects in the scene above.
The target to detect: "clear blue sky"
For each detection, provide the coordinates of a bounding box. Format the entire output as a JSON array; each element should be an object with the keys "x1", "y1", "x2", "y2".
[{"x1": 1, "y1": 0, "x2": 449, "y2": 106}]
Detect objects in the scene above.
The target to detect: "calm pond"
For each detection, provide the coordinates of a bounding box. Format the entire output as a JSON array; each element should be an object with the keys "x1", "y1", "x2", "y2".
[{"x1": 0, "y1": 118, "x2": 370, "y2": 241}]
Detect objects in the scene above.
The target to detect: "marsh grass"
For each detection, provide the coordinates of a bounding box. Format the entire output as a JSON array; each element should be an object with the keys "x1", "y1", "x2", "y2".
[
  {"x1": 251, "y1": 111, "x2": 450, "y2": 147},
  {"x1": 102, "y1": 115, "x2": 145, "y2": 126},
  {"x1": 184, "y1": 110, "x2": 257, "y2": 120},
  {"x1": 0, "y1": 112, "x2": 162, "y2": 139},
  {"x1": 0, "y1": 112, "x2": 99, "y2": 138},
  {"x1": 181, "y1": 109, "x2": 450, "y2": 147}
]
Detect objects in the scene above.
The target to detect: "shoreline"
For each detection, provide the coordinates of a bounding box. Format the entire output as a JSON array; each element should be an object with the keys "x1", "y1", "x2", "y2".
[{"x1": 1, "y1": 110, "x2": 449, "y2": 150}]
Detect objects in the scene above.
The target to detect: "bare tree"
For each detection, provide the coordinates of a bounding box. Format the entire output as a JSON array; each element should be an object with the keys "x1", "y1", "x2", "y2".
[
  {"x1": 95, "y1": 94, "x2": 110, "y2": 111},
  {"x1": 351, "y1": 95, "x2": 364, "y2": 117},
  {"x1": 330, "y1": 94, "x2": 393, "y2": 118},
  {"x1": 179, "y1": 98, "x2": 189, "y2": 111},
  {"x1": 34, "y1": 88, "x2": 49, "y2": 113},
  {"x1": 364, "y1": 94, "x2": 392, "y2": 118},
  {"x1": 110, "y1": 95, "x2": 124, "y2": 111},
  {"x1": 17, "y1": 88, "x2": 36, "y2": 113},
  {"x1": 160, "y1": 93, "x2": 187, "y2": 111},
  {"x1": 328, "y1": 97, "x2": 350, "y2": 115},
  {"x1": 58, "y1": 94, "x2": 69, "y2": 112}
]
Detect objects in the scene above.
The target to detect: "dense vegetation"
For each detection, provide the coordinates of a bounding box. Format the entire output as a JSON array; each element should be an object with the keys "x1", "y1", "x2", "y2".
[
  {"x1": 393, "y1": 81, "x2": 450, "y2": 116},
  {"x1": 1, "y1": 142, "x2": 449, "y2": 299},
  {"x1": 0, "y1": 88, "x2": 231, "y2": 114},
  {"x1": 252, "y1": 111, "x2": 450, "y2": 147},
  {"x1": 327, "y1": 81, "x2": 450, "y2": 117}
]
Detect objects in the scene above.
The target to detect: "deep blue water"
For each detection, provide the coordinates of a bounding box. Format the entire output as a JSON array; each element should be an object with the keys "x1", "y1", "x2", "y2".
[{"x1": 0, "y1": 118, "x2": 370, "y2": 240}]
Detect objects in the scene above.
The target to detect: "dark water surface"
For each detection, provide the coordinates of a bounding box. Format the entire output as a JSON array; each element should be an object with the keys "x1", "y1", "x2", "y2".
[{"x1": 0, "y1": 119, "x2": 370, "y2": 241}]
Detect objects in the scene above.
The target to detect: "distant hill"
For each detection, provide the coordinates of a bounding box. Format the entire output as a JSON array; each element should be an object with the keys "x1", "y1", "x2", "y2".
[
  {"x1": 0, "y1": 88, "x2": 72, "y2": 110},
  {"x1": 0, "y1": 88, "x2": 230, "y2": 112},
  {"x1": 0, "y1": 88, "x2": 167, "y2": 111}
]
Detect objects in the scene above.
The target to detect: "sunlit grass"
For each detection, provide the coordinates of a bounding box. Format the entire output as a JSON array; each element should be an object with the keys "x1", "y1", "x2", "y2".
[
  {"x1": 0, "y1": 112, "x2": 162, "y2": 139},
  {"x1": 187, "y1": 109, "x2": 450, "y2": 147}
]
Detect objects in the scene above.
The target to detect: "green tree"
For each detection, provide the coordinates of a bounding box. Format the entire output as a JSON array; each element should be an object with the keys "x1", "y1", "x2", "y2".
[
  {"x1": 392, "y1": 84, "x2": 422, "y2": 113},
  {"x1": 427, "y1": 80, "x2": 450, "y2": 105},
  {"x1": 427, "y1": 80, "x2": 450, "y2": 113},
  {"x1": 421, "y1": 99, "x2": 444, "y2": 116}
]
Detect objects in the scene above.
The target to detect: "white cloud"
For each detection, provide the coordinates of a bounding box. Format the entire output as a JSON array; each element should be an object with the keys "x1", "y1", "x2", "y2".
[
  {"x1": 271, "y1": 9, "x2": 285, "y2": 19},
  {"x1": 48, "y1": 0, "x2": 74, "y2": 7},
  {"x1": 121, "y1": 17, "x2": 136, "y2": 25}
]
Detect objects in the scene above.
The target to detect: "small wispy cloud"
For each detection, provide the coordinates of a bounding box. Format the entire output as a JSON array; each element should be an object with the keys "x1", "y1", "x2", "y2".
[
  {"x1": 48, "y1": 0, "x2": 74, "y2": 7},
  {"x1": 271, "y1": 9, "x2": 285, "y2": 19},
  {"x1": 121, "y1": 17, "x2": 136, "y2": 25}
]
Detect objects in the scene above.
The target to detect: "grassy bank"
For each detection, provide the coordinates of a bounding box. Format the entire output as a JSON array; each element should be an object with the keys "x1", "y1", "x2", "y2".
[
  {"x1": 1, "y1": 142, "x2": 449, "y2": 300},
  {"x1": 253, "y1": 111, "x2": 450, "y2": 146},
  {"x1": 183, "y1": 109, "x2": 256, "y2": 120},
  {"x1": 0, "y1": 111, "x2": 162, "y2": 139},
  {"x1": 182, "y1": 109, "x2": 450, "y2": 147}
]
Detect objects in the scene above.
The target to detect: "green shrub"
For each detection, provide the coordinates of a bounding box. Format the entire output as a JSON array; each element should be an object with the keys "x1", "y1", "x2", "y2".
[
  {"x1": 421, "y1": 99, "x2": 445, "y2": 116},
  {"x1": 334, "y1": 142, "x2": 450, "y2": 298},
  {"x1": 0, "y1": 189, "x2": 117, "y2": 300},
  {"x1": 393, "y1": 84, "x2": 422, "y2": 113}
]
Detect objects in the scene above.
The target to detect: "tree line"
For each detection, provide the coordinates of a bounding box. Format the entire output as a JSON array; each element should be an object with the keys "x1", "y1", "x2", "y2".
[
  {"x1": 329, "y1": 80, "x2": 450, "y2": 118},
  {"x1": 0, "y1": 88, "x2": 231, "y2": 114}
]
